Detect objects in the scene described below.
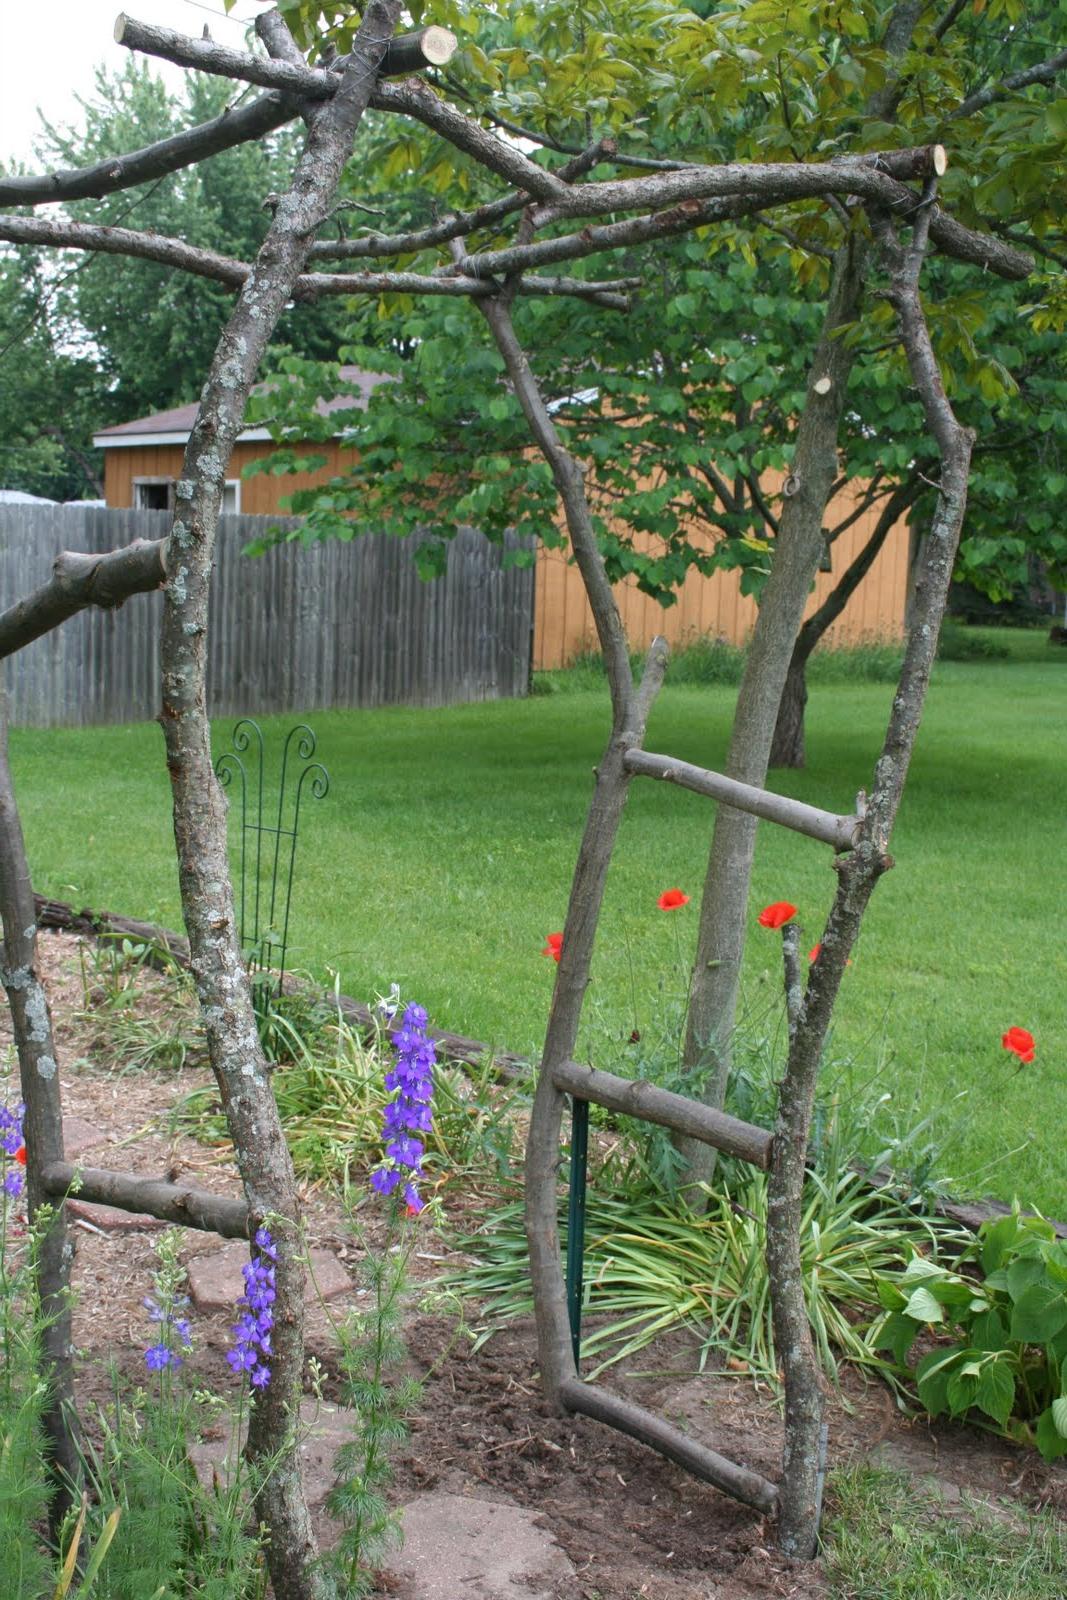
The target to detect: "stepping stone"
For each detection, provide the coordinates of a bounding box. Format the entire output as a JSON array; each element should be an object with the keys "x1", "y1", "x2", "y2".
[
  {"x1": 382, "y1": 1493, "x2": 575, "y2": 1599},
  {"x1": 63, "y1": 1117, "x2": 108, "y2": 1159},
  {"x1": 189, "y1": 1399, "x2": 353, "y2": 1508},
  {"x1": 186, "y1": 1241, "x2": 351, "y2": 1312},
  {"x1": 67, "y1": 1198, "x2": 166, "y2": 1233}
]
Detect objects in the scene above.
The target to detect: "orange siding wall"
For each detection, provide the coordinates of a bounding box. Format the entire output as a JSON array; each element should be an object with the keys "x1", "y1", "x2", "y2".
[
  {"x1": 103, "y1": 445, "x2": 909, "y2": 666},
  {"x1": 532, "y1": 485, "x2": 910, "y2": 670},
  {"x1": 103, "y1": 440, "x2": 360, "y2": 513}
]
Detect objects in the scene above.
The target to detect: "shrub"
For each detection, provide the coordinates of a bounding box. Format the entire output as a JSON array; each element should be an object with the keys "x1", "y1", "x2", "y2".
[{"x1": 872, "y1": 1205, "x2": 1067, "y2": 1459}]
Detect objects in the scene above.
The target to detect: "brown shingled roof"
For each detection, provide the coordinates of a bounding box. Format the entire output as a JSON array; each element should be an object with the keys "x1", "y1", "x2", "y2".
[{"x1": 94, "y1": 365, "x2": 391, "y2": 440}]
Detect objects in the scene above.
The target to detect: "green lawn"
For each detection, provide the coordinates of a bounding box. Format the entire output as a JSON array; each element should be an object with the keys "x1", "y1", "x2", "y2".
[{"x1": 8, "y1": 629, "x2": 1065, "y2": 1213}]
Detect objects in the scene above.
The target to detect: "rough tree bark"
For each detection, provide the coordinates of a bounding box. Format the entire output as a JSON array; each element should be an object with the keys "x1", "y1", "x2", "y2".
[
  {"x1": 150, "y1": 6, "x2": 401, "y2": 1595},
  {"x1": 0, "y1": 700, "x2": 79, "y2": 1534},
  {"x1": 766, "y1": 185, "x2": 974, "y2": 1556}
]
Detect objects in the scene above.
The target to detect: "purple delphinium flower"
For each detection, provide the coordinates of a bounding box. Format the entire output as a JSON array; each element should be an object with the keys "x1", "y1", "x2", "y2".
[
  {"x1": 141, "y1": 1289, "x2": 193, "y2": 1373},
  {"x1": 145, "y1": 1342, "x2": 178, "y2": 1371},
  {"x1": 0, "y1": 1101, "x2": 25, "y2": 1201},
  {"x1": 228, "y1": 1229, "x2": 275, "y2": 1387},
  {"x1": 370, "y1": 1001, "x2": 436, "y2": 1213}
]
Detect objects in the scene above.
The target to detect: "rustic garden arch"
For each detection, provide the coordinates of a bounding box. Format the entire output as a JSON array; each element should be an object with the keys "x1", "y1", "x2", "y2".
[{"x1": 0, "y1": 4, "x2": 1028, "y2": 1590}]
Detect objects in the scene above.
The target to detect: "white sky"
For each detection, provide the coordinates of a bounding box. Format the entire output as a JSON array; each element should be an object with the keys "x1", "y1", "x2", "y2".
[{"x1": 1, "y1": 0, "x2": 269, "y2": 169}]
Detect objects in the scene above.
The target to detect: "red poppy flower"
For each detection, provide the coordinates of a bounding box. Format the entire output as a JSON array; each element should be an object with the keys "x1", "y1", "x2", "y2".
[
  {"x1": 758, "y1": 901, "x2": 797, "y2": 930},
  {"x1": 1001, "y1": 1026, "x2": 1035, "y2": 1065},
  {"x1": 14, "y1": 1146, "x2": 27, "y2": 1166},
  {"x1": 657, "y1": 888, "x2": 690, "y2": 911},
  {"x1": 542, "y1": 932, "x2": 563, "y2": 962}
]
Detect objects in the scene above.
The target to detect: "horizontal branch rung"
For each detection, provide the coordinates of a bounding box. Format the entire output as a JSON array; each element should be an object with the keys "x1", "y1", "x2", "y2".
[
  {"x1": 624, "y1": 749, "x2": 861, "y2": 850},
  {"x1": 40, "y1": 1162, "x2": 250, "y2": 1239},
  {"x1": 560, "y1": 1378, "x2": 779, "y2": 1514},
  {"x1": 552, "y1": 1061, "x2": 772, "y2": 1168}
]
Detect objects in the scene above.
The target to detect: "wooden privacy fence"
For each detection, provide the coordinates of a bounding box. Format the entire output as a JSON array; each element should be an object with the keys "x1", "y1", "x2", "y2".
[{"x1": 0, "y1": 506, "x2": 534, "y2": 728}]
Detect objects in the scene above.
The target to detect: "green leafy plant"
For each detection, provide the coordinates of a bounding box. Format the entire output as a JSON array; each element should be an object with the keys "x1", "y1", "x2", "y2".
[
  {"x1": 872, "y1": 1206, "x2": 1067, "y2": 1460},
  {"x1": 83, "y1": 1229, "x2": 268, "y2": 1600},
  {"x1": 936, "y1": 619, "x2": 1011, "y2": 662},
  {"x1": 320, "y1": 1215, "x2": 420, "y2": 1596}
]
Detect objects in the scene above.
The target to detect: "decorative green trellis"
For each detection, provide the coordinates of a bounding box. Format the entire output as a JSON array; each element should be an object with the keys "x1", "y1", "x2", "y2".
[{"x1": 214, "y1": 719, "x2": 329, "y2": 994}]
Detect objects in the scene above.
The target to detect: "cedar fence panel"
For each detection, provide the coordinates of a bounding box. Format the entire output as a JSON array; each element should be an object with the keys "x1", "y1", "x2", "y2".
[{"x1": 0, "y1": 507, "x2": 534, "y2": 728}]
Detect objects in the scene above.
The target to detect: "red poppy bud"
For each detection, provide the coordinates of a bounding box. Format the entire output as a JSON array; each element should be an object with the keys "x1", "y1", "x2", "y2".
[
  {"x1": 758, "y1": 901, "x2": 797, "y2": 930},
  {"x1": 542, "y1": 932, "x2": 563, "y2": 962},
  {"x1": 1001, "y1": 1026, "x2": 1035, "y2": 1064},
  {"x1": 657, "y1": 888, "x2": 690, "y2": 911}
]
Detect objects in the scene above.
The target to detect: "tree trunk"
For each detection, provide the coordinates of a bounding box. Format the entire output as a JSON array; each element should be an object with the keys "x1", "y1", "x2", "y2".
[
  {"x1": 769, "y1": 480, "x2": 921, "y2": 771},
  {"x1": 769, "y1": 650, "x2": 809, "y2": 769},
  {"x1": 676, "y1": 236, "x2": 867, "y2": 1190}
]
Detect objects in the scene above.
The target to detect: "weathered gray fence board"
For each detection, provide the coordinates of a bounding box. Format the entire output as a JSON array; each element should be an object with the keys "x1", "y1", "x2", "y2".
[{"x1": 0, "y1": 507, "x2": 534, "y2": 728}]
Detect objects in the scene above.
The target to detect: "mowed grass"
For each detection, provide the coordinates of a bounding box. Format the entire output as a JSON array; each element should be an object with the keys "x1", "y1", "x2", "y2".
[{"x1": 8, "y1": 628, "x2": 1065, "y2": 1213}]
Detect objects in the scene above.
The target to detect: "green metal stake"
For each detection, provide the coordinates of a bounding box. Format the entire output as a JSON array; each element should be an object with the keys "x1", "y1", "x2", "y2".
[{"x1": 565, "y1": 1095, "x2": 590, "y2": 1370}]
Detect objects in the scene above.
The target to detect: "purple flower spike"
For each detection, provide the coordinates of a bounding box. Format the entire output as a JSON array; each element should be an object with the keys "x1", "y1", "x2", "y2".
[
  {"x1": 371, "y1": 999, "x2": 436, "y2": 1212},
  {"x1": 1, "y1": 1101, "x2": 26, "y2": 1200},
  {"x1": 227, "y1": 1229, "x2": 275, "y2": 1389}
]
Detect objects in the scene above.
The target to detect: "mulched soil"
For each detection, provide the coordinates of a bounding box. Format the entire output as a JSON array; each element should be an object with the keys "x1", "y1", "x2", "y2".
[{"x1": 3, "y1": 932, "x2": 1065, "y2": 1600}]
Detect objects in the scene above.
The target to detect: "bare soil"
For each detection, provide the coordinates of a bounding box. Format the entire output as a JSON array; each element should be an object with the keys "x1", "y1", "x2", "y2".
[{"x1": 3, "y1": 933, "x2": 1064, "y2": 1600}]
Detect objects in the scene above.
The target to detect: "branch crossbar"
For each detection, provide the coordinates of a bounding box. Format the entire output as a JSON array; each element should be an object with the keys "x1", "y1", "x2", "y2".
[
  {"x1": 94, "y1": 17, "x2": 1032, "y2": 282},
  {"x1": 624, "y1": 750, "x2": 860, "y2": 850},
  {"x1": 559, "y1": 1379, "x2": 780, "y2": 1514},
  {"x1": 114, "y1": 15, "x2": 457, "y2": 87},
  {"x1": 40, "y1": 1162, "x2": 251, "y2": 1238},
  {"x1": 552, "y1": 1060, "x2": 772, "y2": 1168}
]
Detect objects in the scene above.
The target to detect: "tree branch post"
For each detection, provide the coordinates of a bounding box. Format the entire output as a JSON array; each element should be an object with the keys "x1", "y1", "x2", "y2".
[
  {"x1": 151, "y1": 6, "x2": 403, "y2": 1595},
  {"x1": 0, "y1": 699, "x2": 79, "y2": 1534},
  {"x1": 766, "y1": 183, "x2": 974, "y2": 1558},
  {"x1": 474, "y1": 291, "x2": 669, "y2": 1404}
]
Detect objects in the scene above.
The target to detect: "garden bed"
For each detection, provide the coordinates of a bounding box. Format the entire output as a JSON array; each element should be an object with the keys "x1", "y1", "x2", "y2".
[{"x1": 3, "y1": 932, "x2": 1066, "y2": 1599}]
